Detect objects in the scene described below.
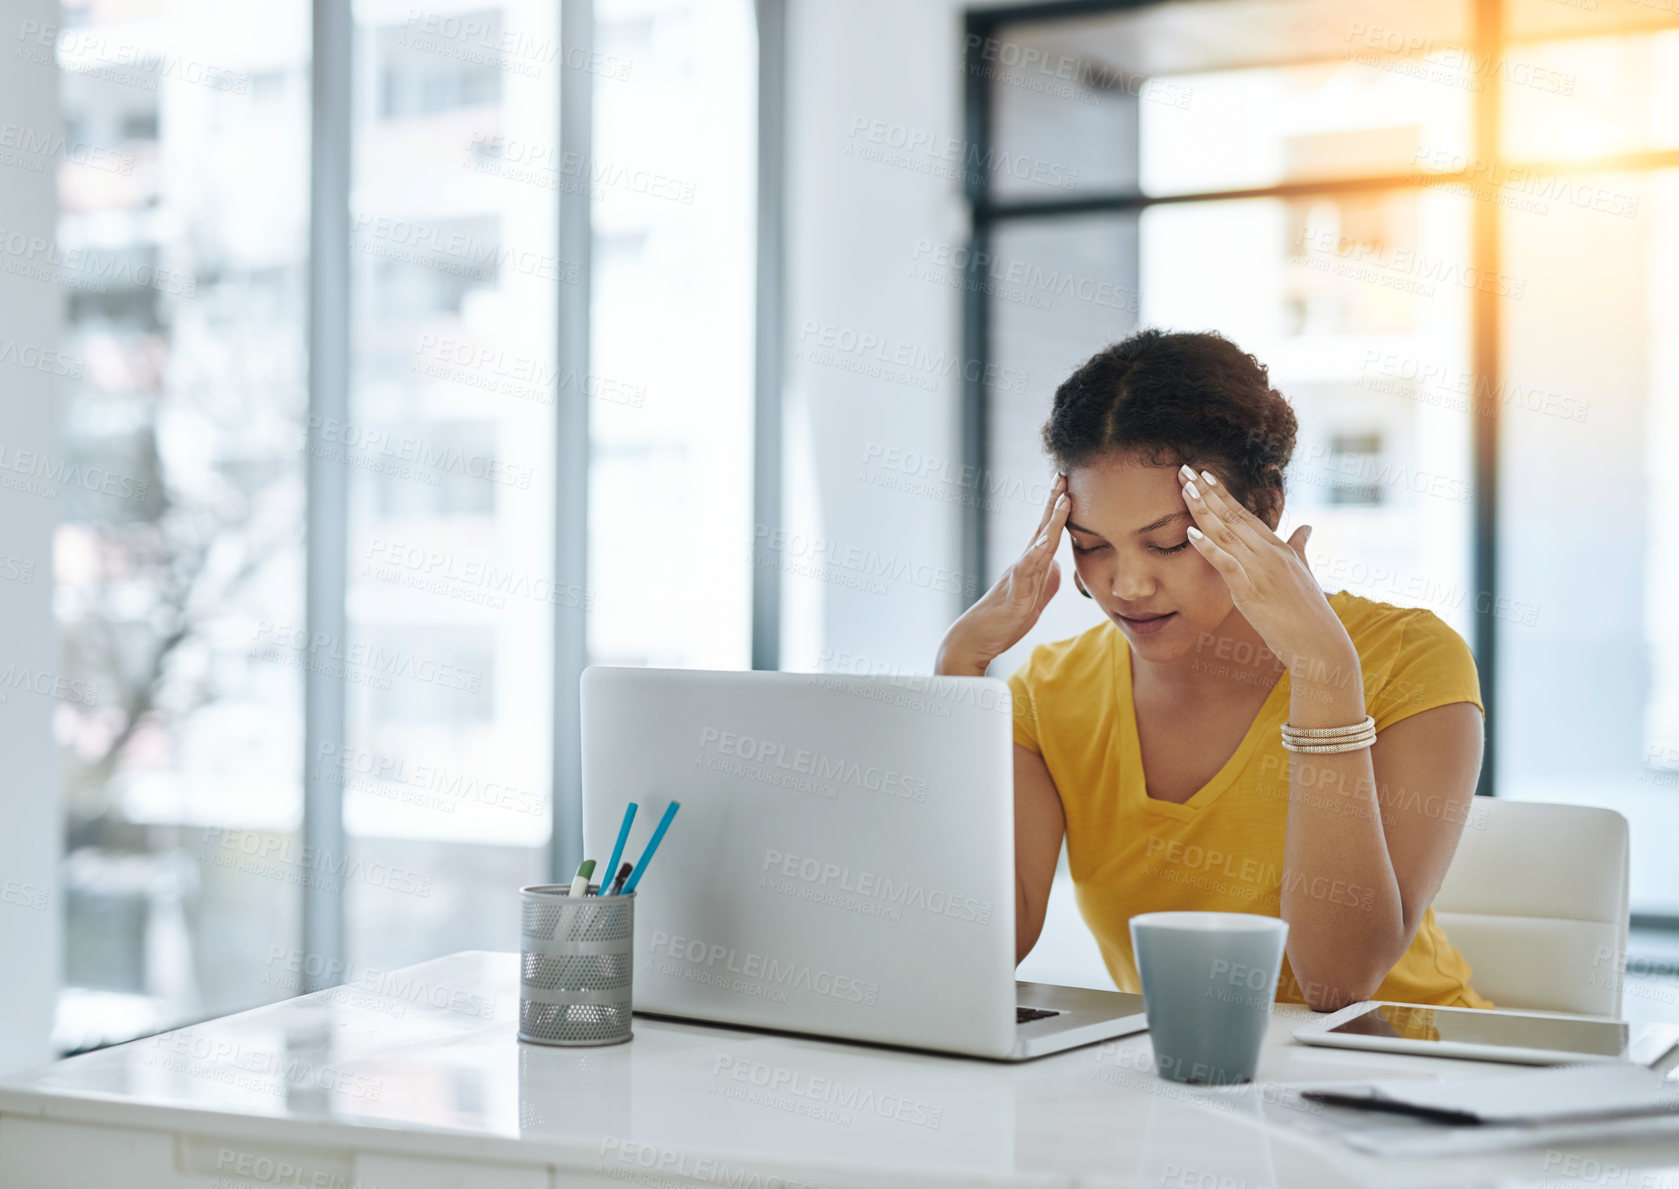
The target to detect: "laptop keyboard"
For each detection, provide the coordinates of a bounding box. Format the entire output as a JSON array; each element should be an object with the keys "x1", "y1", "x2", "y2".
[{"x1": 1016, "y1": 1006, "x2": 1061, "y2": 1024}]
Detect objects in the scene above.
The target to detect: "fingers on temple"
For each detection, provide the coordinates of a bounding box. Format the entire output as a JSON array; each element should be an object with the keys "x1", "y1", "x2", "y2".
[
  {"x1": 1186, "y1": 473, "x2": 1263, "y2": 558},
  {"x1": 1199, "y1": 471, "x2": 1278, "y2": 544},
  {"x1": 1186, "y1": 524, "x2": 1239, "y2": 578}
]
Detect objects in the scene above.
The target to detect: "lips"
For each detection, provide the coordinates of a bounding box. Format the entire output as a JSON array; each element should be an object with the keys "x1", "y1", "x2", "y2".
[{"x1": 1113, "y1": 610, "x2": 1177, "y2": 635}]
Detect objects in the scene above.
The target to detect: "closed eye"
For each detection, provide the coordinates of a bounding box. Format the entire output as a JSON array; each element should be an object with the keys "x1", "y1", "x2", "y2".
[{"x1": 1073, "y1": 540, "x2": 1190, "y2": 556}]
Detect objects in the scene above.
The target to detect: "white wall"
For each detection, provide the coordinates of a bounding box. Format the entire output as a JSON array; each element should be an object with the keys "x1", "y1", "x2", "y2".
[
  {"x1": 783, "y1": 0, "x2": 973, "y2": 674},
  {"x1": 0, "y1": 0, "x2": 65, "y2": 1074},
  {"x1": 782, "y1": 0, "x2": 1120, "y2": 681}
]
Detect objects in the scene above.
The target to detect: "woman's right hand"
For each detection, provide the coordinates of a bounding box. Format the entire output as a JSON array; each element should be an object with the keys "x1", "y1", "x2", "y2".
[{"x1": 935, "y1": 473, "x2": 1071, "y2": 675}]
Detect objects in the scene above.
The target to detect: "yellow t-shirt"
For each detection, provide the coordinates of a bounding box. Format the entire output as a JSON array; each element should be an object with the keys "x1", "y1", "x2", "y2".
[{"x1": 1007, "y1": 590, "x2": 1493, "y2": 1009}]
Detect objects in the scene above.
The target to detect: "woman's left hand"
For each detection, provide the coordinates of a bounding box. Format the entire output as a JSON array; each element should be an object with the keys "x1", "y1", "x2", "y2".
[{"x1": 1177, "y1": 465, "x2": 1352, "y2": 675}]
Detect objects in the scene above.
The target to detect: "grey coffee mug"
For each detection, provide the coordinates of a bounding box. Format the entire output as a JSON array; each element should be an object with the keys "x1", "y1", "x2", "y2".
[{"x1": 1129, "y1": 911, "x2": 1289, "y2": 1085}]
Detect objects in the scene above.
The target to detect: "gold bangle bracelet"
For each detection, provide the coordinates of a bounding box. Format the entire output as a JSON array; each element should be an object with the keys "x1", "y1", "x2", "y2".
[
  {"x1": 1280, "y1": 731, "x2": 1375, "y2": 747},
  {"x1": 1281, "y1": 715, "x2": 1375, "y2": 739},
  {"x1": 1281, "y1": 736, "x2": 1375, "y2": 754}
]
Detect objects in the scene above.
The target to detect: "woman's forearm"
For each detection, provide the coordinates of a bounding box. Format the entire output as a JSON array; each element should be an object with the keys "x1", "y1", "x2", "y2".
[
  {"x1": 934, "y1": 650, "x2": 987, "y2": 679},
  {"x1": 1280, "y1": 649, "x2": 1406, "y2": 1010}
]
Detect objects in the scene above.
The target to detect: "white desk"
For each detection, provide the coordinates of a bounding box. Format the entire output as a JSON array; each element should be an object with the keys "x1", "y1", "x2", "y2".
[{"x1": 3, "y1": 951, "x2": 1677, "y2": 1189}]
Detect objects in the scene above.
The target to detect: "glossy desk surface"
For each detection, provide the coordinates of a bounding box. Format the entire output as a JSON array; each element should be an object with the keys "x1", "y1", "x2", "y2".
[{"x1": 4, "y1": 951, "x2": 1679, "y2": 1189}]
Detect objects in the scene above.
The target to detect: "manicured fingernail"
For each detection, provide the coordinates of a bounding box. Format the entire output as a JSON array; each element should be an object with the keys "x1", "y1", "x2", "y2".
[
  {"x1": 1178, "y1": 464, "x2": 1195, "y2": 480},
  {"x1": 1200, "y1": 470, "x2": 1217, "y2": 486},
  {"x1": 1188, "y1": 526, "x2": 1204, "y2": 540},
  {"x1": 1184, "y1": 481, "x2": 1200, "y2": 500}
]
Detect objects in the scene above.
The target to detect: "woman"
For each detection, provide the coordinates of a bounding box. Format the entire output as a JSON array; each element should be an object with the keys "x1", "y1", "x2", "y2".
[{"x1": 935, "y1": 328, "x2": 1491, "y2": 1012}]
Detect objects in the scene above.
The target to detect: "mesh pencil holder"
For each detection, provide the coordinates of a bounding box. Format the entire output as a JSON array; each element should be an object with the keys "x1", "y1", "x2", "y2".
[{"x1": 518, "y1": 884, "x2": 636, "y2": 1046}]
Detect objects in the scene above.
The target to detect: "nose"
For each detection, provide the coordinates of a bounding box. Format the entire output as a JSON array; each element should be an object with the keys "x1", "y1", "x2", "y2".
[{"x1": 1108, "y1": 559, "x2": 1157, "y2": 603}]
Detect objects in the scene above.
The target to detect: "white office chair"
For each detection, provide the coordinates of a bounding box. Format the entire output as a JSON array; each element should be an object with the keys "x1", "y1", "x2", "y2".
[{"x1": 1431, "y1": 798, "x2": 1630, "y2": 1016}]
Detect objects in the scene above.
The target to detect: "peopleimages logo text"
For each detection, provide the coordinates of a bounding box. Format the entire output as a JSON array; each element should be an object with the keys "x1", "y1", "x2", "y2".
[
  {"x1": 761, "y1": 849, "x2": 991, "y2": 923},
  {"x1": 699, "y1": 728, "x2": 929, "y2": 802},
  {"x1": 304, "y1": 416, "x2": 533, "y2": 489},
  {"x1": 0, "y1": 443, "x2": 147, "y2": 499},
  {"x1": 648, "y1": 930, "x2": 880, "y2": 1005},
  {"x1": 712, "y1": 1055, "x2": 944, "y2": 1130},
  {"x1": 253, "y1": 622, "x2": 483, "y2": 693}
]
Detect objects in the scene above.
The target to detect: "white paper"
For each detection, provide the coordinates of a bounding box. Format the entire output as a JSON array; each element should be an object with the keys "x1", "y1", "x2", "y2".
[
  {"x1": 1265, "y1": 1084, "x2": 1679, "y2": 1160},
  {"x1": 1306, "y1": 1063, "x2": 1679, "y2": 1125}
]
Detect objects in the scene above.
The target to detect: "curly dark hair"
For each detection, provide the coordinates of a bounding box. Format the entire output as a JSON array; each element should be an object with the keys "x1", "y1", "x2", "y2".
[{"x1": 1041, "y1": 328, "x2": 1298, "y2": 521}]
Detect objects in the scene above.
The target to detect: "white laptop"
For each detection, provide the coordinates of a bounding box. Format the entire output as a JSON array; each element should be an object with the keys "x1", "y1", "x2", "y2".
[{"x1": 580, "y1": 665, "x2": 1148, "y2": 1060}]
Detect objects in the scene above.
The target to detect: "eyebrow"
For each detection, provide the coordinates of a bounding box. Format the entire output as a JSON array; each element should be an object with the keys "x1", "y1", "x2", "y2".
[{"x1": 1066, "y1": 510, "x2": 1193, "y2": 539}]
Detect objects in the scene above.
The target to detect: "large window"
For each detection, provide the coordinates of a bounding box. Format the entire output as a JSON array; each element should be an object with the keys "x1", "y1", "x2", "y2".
[
  {"x1": 968, "y1": 0, "x2": 1679, "y2": 920},
  {"x1": 979, "y1": 1, "x2": 1479, "y2": 691},
  {"x1": 339, "y1": 0, "x2": 559, "y2": 981},
  {"x1": 1498, "y1": 165, "x2": 1679, "y2": 917},
  {"x1": 47, "y1": 0, "x2": 758, "y2": 1050},
  {"x1": 50, "y1": 0, "x2": 311, "y2": 1049}
]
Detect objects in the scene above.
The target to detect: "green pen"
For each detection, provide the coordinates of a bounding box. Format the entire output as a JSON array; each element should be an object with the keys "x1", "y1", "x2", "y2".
[{"x1": 568, "y1": 858, "x2": 596, "y2": 897}]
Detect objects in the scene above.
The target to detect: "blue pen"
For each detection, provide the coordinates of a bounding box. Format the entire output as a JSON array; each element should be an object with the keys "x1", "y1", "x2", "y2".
[
  {"x1": 600, "y1": 801, "x2": 637, "y2": 896},
  {"x1": 621, "y1": 801, "x2": 680, "y2": 895}
]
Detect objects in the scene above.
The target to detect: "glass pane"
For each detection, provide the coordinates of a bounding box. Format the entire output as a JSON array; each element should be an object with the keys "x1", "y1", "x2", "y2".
[
  {"x1": 1500, "y1": 170, "x2": 1679, "y2": 917},
  {"x1": 982, "y1": 22, "x2": 1142, "y2": 202},
  {"x1": 1139, "y1": 58, "x2": 1471, "y2": 196},
  {"x1": 342, "y1": 0, "x2": 559, "y2": 974},
  {"x1": 984, "y1": 214, "x2": 1140, "y2": 679},
  {"x1": 1507, "y1": 0, "x2": 1679, "y2": 43},
  {"x1": 588, "y1": 0, "x2": 755, "y2": 671},
  {"x1": 988, "y1": 0, "x2": 1470, "y2": 200},
  {"x1": 1502, "y1": 33, "x2": 1679, "y2": 162},
  {"x1": 1140, "y1": 189, "x2": 1475, "y2": 634},
  {"x1": 51, "y1": 0, "x2": 309, "y2": 1049}
]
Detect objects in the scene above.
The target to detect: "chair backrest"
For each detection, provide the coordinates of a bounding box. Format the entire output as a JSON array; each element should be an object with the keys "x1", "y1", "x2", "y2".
[{"x1": 1431, "y1": 798, "x2": 1629, "y2": 1016}]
